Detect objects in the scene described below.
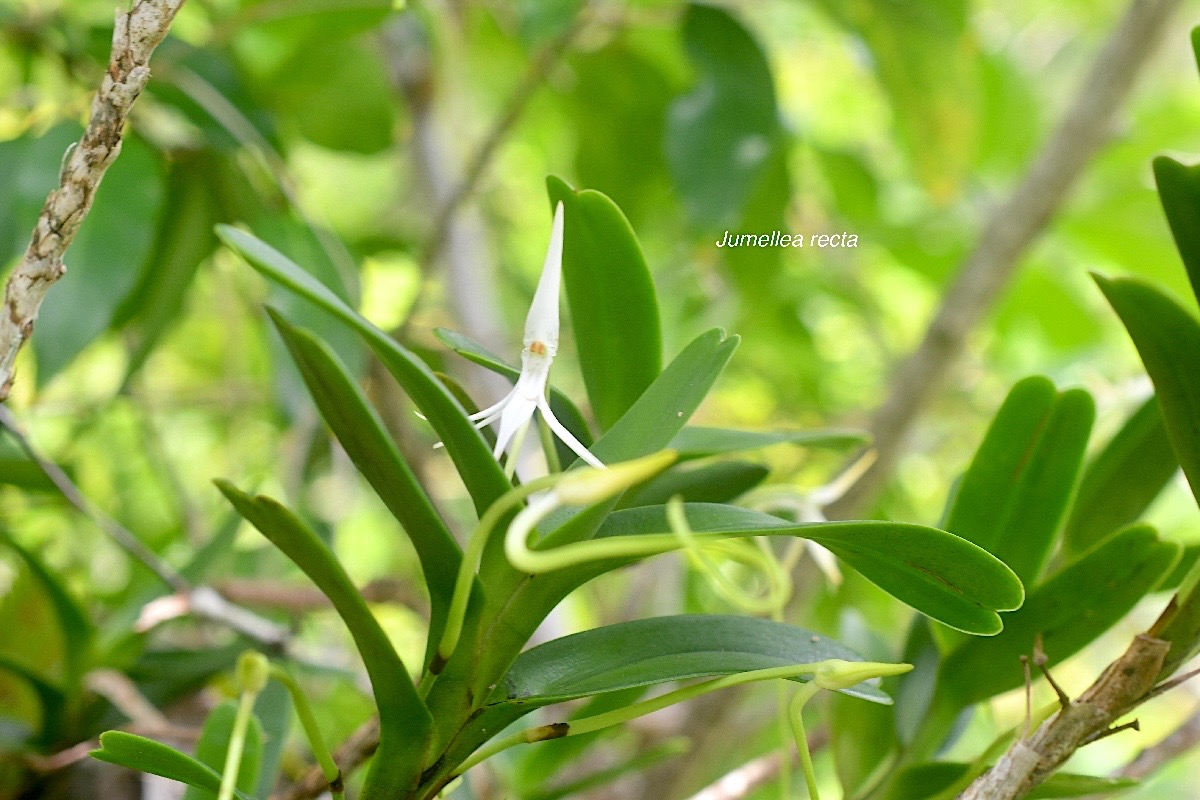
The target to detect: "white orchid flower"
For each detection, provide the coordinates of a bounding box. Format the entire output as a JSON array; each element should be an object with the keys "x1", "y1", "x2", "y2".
[{"x1": 468, "y1": 203, "x2": 605, "y2": 470}]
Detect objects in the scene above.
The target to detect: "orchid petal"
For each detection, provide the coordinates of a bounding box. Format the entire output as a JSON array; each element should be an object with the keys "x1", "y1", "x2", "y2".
[
  {"x1": 524, "y1": 202, "x2": 564, "y2": 349},
  {"x1": 538, "y1": 396, "x2": 605, "y2": 469},
  {"x1": 493, "y1": 394, "x2": 538, "y2": 459}
]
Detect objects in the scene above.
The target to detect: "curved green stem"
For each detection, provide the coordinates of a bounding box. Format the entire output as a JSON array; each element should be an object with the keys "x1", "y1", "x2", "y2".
[
  {"x1": 452, "y1": 659, "x2": 910, "y2": 779},
  {"x1": 789, "y1": 683, "x2": 822, "y2": 800},
  {"x1": 270, "y1": 665, "x2": 345, "y2": 800}
]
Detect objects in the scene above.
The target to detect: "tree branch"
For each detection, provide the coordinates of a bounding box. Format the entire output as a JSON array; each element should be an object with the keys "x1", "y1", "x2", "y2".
[
  {"x1": 830, "y1": 0, "x2": 1182, "y2": 517},
  {"x1": 0, "y1": 0, "x2": 186, "y2": 400},
  {"x1": 959, "y1": 634, "x2": 1171, "y2": 800}
]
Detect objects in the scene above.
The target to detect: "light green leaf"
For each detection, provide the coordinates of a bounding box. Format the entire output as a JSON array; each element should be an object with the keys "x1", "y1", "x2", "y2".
[
  {"x1": 91, "y1": 732, "x2": 255, "y2": 800},
  {"x1": 215, "y1": 482, "x2": 431, "y2": 795},
  {"x1": 668, "y1": 426, "x2": 868, "y2": 459},
  {"x1": 944, "y1": 376, "x2": 1094, "y2": 585},
  {"x1": 269, "y1": 309, "x2": 462, "y2": 659},
  {"x1": 546, "y1": 177, "x2": 662, "y2": 430},
  {"x1": 1153, "y1": 155, "x2": 1200, "y2": 306},
  {"x1": 940, "y1": 525, "x2": 1178, "y2": 706},
  {"x1": 1063, "y1": 396, "x2": 1177, "y2": 555},
  {"x1": 181, "y1": 701, "x2": 263, "y2": 800},
  {"x1": 217, "y1": 224, "x2": 512, "y2": 516},
  {"x1": 496, "y1": 615, "x2": 890, "y2": 706}
]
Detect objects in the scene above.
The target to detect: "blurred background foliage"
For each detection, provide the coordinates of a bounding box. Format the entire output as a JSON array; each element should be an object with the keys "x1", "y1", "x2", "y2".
[{"x1": 0, "y1": 0, "x2": 1199, "y2": 798}]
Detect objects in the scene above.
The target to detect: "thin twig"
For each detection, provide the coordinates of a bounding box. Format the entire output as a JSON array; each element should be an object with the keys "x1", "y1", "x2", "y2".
[
  {"x1": 829, "y1": 0, "x2": 1183, "y2": 517},
  {"x1": 0, "y1": 0, "x2": 187, "y2": 400}
]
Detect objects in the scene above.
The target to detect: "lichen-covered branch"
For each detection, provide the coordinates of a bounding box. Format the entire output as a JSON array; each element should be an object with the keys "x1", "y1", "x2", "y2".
[
  {"x1": 0, "y1": 0, "x2": 186, "y2": 400},
  {"x1": 958, "y1": 634, "x2": 1171, "y2": 800}
]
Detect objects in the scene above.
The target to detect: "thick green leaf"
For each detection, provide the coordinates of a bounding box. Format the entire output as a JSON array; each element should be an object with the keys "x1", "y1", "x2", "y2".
[
  {"x1": 433, "y1": 327, "x2": 593, "y2": 448},
  {"x1": 1064, "y1": 396, "x2": 1177, "y2": 555},
  {"x1": 496, "y1": 615, "x2": 890, "y2": 705},
  {"x1": 1098, "y1": 276, "x2": 1200, "y2": 506},
  {"x1": 589, "y1": 504, "x2": 1024, "y2": 635},
  {"x1": 181, "y1": 701, "x2": 263, "y2": 800},
  {"x1": 939, "y1": 525, "x2": 1178, "y2": 706},
  {"x1": 215, "y1": 482, "x2": 431, "y2": 795},
  {"x1": 1153, "y1": 155, "x2": 1200, "y2": 307},
  {"x1": 944, "y1": 376, "x2": 1094, "y2": 585},
  {"x1": 0, "y1": 655, "x2": 66, "y2": 746},
  {"x1": 546, "y1": 176, "x2": 662, "y2": 430},
  {"x1": 666, "y1": 4, "x2": 781, "y2": 227},
  {"x1": 217, "y1": 225, "x2": 511, "y2": 516},
  {"x1": 36, "y1": 134, "x2": 166, "y2": 382},
  {"x1": 91, "y1": 732, "x2": 255, "y2": 800},
  {"x1": 269, "y1": 310, "x2": 462, "y2": 657},
  {"x1": 620, "y1": 460, "x2": 768, "y2": 507},
  {"x1": 890, "y1": 761, "x2": 1137, "y2": 799},
  {"x1": 668, "y1": 426, "x2": 868, "y2": 459}
]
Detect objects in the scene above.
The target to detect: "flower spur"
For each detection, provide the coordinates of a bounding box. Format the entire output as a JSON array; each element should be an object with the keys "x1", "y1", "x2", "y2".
[{"x1": 466, "y1": 203, "x2": 604, "y2": 470}]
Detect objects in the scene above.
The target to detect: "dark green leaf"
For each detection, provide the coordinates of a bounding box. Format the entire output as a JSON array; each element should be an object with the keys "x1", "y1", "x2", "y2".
[
  {"x1": 269, "y1": 310, "x2": 462, "y2": 659},
  {"x1": 1064, "y1": 396, "x2": 1177, "y2": 555},
  {"x1": 0, "y1": 655, "x2": 66, "y2": 746},
  {"x1": 496, "y1": 614, "x2": 891, "y2": 706},
  {"x1": 546, "y1": 177, "x2": 662, "y2": 430},
  {"x1": 36, "y1": 135, "x2": 166, "y2": 382},
  {"x1": 668, "y1": 426, "x2": 867, "y2": 459},
  {"x1": 666, "y1": 4, "x2": 781, "y2": 227},
  {"x1": 91, "y1": 732, "x2": 255, "y2": 800},
  {"x1": 217, "y1": 225, "x2": 512, "y2": 516},
  {"x1": 588, "y1": 504, "x2": 1024, "y2": 635},
  {"x1": 181, "y1": 701, "x2": 263, "y2": 800},
  {"x1": 214, "y1": 482, "x2": 431, "y2": 794},
  {"x1": 1097, "y1": 276, "x2": 1200, "y2": 506},
  {"x1": 944, "y1": 376, "x2": 1094, "y2": 584},
  {"x1": 0, "y1": 124, "x2": 79, "y2": 261},
  {"x1": 1153, "y1": 155, "x2": 1200, "y2": 307},
  {"x1": 620, "y1": 460, "x2": 768, "y2": 507},
  {"x1": 940, "y1": 525, "x2": 1178, "y2": 706}
]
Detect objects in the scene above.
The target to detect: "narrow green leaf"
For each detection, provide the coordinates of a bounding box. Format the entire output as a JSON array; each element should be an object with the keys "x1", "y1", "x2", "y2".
[
  {"x1": 587, "y1": 503, "x2": 1024, "y2": 635},
  {"x1": 0, "y1": 655, "x2": 66, "y2": 746},
  {"x1": 91, "y1": 732, "x2": 255, "y2": 800},
  {"x1": 182, "y1": 701, "x2": 263, "y2": 800},
  {"x1": 620, "y1": 461, "x2": 769, "y2": 507},
  {"x1": 546, "y1": 176, "x2": 662, "y2": 430},
  {"x1": 496, "y1": 615, "x2": 890, "y2": 706},
  {"x1": 940, "y1": 525, "x2": 1178, "y2": 706},
  {"x1": 433, "y1": 326, "x2": 594, "y2": 447},
  {"x1": 214, "y1": 482, "x2": 431, "y2": 795},
  {"x1": 1064, "y1": 396, "x2": 1177, "y2": 555},
  {"x1": 216, "y1": 225, "x2": 511, "y2": 516},
  {"x1": 268, "y1": 309, "x2": 462, "y2": 658},
  {"x1": 1097, "y1": 275, "x2": 1200, "y2": 506},
  {"x1": 944, "y1": 376, "x2": 1094, "y2": 585},
  {"x1": 668, "y1": 426, "x2": 868, "y2": 459},
  {"x1": 1153, "y1": 155, "x2": 1200, "y2": 306}
]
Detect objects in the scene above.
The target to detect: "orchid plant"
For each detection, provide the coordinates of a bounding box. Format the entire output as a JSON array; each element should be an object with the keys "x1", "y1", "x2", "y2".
[{"x1": 124, "y1": 169, "x2": 1200, "y2": 800}]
